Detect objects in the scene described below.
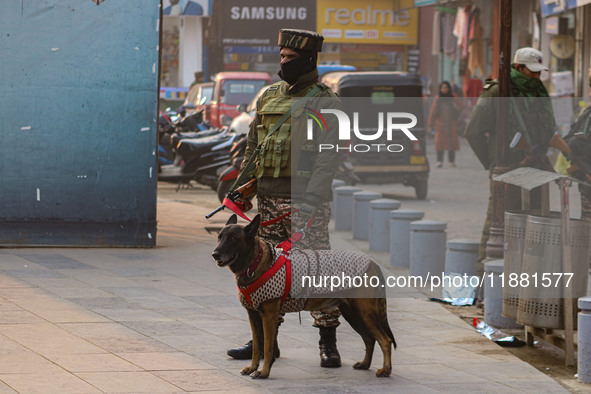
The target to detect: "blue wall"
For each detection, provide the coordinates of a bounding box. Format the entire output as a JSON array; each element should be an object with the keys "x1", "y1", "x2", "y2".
[{"x1": 0, "y1": 0, "x2": 161, "y2": 247}]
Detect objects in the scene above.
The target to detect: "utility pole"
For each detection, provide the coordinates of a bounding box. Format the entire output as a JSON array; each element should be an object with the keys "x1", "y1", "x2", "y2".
[{"x1": 486, "y1": 0, "x2": 512, "y2": 259}]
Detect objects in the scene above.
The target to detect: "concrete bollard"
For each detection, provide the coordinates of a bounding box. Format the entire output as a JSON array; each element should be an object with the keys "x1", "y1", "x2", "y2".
[
  {"x1": 334, "y1": 186, "x2": 362, "y2": 231},
  {"x1": 390, "y1": 210, "x2": 425, "y2": 268},
  {"x1": 445, "y1": 239, "x2": 480, "y2": 276},
  {"x1": 484, "y1": 260, "x2": 522, "y2": 329},
  {"x1": 330, "y1": 180, "x2": 346, "y2": 219},
  {"x1": 353, "y1": 191, "x2": 382, "y2": 240},
  {"x1": 369, "y1": 199, "x2": 401, "y2": 252},
  {"x1": 578, "y1": 297, "x2": 591, "y2": 383},
  {"x1": 410, "y1": 220, "x2": 447, "y2": 280}
]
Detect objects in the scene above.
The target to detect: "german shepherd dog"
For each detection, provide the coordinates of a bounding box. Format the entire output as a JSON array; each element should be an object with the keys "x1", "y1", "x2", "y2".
[{"x1": 212, "y1": 214, "x2": 396, "y2": 379}]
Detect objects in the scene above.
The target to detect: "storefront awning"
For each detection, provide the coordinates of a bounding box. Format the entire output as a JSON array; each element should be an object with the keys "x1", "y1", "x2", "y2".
[{"x1": 540, "y1": 0, "x2": 591, "y2": 17}]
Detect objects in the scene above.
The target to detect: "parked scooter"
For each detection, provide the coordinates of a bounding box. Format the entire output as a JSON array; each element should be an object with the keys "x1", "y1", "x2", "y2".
[
  {"x1": 158, "y1": 105, "x2": 226, "y2": 170},
  {"x1": 158, "y1": 127, "x2": 236, "y2": 190}
]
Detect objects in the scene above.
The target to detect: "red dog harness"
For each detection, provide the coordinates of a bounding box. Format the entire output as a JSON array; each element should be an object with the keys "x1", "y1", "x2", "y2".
[
  {"x1": 238, "y1": 232, "x2": 303, "y2": 310},
  {"x1": 226, "y1": 196, "x2": 312, "y2": 311}
]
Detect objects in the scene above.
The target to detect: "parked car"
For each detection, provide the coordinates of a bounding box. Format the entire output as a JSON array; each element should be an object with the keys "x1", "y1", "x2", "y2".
[
  {"x1": 320, "y1": 71, "x2": 429, "y2": 199},
  {"x1": 228, "y1": 86, "x2": 269, "y2": 135},
  {"x1": 209, "y1": 72, "x2": 272, "y2": 128}
]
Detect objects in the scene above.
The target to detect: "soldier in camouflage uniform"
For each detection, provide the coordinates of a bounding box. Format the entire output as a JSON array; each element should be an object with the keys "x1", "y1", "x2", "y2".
[{"x1": 227, "y1": 29, "x2": 344, "y2": 368}]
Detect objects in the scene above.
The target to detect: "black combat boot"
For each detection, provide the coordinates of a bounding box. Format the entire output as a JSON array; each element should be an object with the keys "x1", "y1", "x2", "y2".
[
  {"x1": 227, "y1": 339, "x2": 280, "y2": 360},
  {"x1": 318, "y1": 327, "x2": 341, "y2": 368}
]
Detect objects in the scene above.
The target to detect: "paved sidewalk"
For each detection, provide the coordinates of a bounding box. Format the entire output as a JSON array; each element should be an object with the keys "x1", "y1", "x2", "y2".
[{"x1": 0, "y1": 200, "x2": 571, "y2": 393}]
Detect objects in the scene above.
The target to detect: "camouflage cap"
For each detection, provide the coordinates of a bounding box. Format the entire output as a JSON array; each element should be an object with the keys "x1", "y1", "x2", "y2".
[{"x1": 278, "y1": 29, "x2": 323, "y2": 52}]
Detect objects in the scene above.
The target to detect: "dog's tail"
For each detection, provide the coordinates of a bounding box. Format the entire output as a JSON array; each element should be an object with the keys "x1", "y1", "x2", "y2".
[{"x1": 373, "y1": 262, "x2": 397, "y2": 350}]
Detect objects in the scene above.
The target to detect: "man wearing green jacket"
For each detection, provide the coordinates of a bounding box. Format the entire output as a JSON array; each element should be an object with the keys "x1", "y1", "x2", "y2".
[
  {"x1": 227, "y1": 29, "x2": 344, "y2": 368},
  {"x1": 465, "y1": 47, "x2": 556, "y2": 263}
]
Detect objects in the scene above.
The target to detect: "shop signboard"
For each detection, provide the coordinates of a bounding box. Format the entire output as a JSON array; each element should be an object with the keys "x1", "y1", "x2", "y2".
[
  {"x1": 545, "y1": 16, "x2": 559, "y2": 34},
  {"x1": 540, "y1": 0, "x2": 591, "y2": 17},
  {"x1": 317, "y1": 0, "x2": 418, "y2": 45},
  {"x1": 221, "y1": 0, "x2": 316, "y2": 46}
]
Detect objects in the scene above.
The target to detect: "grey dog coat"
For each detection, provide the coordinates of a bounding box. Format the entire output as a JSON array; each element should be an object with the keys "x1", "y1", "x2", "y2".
[{"x1": 238, "y1": 247, "x2": 371, "y2": 313}]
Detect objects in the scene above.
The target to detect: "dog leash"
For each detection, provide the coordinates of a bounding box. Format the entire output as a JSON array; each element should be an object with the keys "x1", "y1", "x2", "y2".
[
  {"x1": 223, "y1": 198, "x2": 284, "y2": 224},
  {"x1": 221, "y1": 197, "x2": 294, "y2": 227}
]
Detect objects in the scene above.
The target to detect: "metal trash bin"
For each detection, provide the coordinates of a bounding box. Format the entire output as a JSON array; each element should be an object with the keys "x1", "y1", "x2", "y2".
[
  {"x1": 516, "y1": 214, "x2": 590, "y2": 329},
  {"x1": 502, "y1": 211, "x2": 530, "y2": 319}
]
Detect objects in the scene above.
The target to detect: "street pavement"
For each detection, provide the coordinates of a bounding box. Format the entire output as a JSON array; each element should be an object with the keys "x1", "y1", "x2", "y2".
[
  {"x1": 0, "y1": 197, "x2": 574, "y2": 393},
  {"x1": 1, "y1": 137, "x2": 587, "y2": 393}
]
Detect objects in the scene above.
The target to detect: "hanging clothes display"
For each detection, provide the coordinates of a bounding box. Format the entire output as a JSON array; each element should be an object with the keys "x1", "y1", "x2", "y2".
[
  {"x1": 453, "y1": 5, "x2": 471, "y2": 77},
  {"x1": 467, "y1": 7, "x2": 485, "y2": 78},
  {"x1": 442, "y1": 12, "x2": 458, "y2": 59},
  {"x1": 432, "y1": 10, "x2": 441, "y2": 56},
  {"x1": 465, "y1": 78, "x2": 484, "y2": 105},
  {"x1": 453, "y1": 6, "x2": 468, "y2": 51}
]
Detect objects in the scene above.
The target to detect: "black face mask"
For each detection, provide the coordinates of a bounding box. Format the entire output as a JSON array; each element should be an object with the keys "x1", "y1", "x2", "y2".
[{"x1": 278, "y1": 55, "x2": 314, "y2": 85}]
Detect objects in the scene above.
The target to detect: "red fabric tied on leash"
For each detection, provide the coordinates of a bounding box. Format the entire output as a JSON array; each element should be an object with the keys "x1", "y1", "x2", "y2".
[{"x1": 222, "y1": 197, "x2": 293, "y2": 227}]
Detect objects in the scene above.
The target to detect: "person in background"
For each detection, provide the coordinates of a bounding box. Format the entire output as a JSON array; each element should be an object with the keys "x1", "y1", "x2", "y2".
[
  {"x1": 465, "y1": 47, "x2": 556, "y2": 264},
  {"x1": 428, "y1": 81, "x2": 462, "y2": 168},
  {"x1": 190, "y1": 71, "x2": 204, "y2": 88}
]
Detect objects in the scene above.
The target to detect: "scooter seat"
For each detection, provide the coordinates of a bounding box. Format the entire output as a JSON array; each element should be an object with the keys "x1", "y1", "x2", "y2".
[{"x1": 177, "y1": 134, "x2": 233, "y2": 155}]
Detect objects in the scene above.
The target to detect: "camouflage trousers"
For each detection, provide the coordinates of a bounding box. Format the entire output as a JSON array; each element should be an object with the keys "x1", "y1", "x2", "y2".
[{"x1": 257, "y1": 195, "x2": 340, "y2": 328}]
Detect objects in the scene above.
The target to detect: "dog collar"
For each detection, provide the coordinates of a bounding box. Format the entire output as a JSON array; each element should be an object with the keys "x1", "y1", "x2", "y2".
[{"x1": 240, "y1": 245, "x2": 263, "y2": 278}]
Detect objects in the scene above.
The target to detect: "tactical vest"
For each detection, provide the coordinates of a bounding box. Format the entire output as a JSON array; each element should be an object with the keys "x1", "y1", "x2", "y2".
[{"x1": 254, "y1": 82, "x2": 325, "y2": 179}]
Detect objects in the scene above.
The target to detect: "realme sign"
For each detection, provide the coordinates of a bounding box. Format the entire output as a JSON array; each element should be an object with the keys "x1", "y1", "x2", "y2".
[{"x1": 317, "y1": 0, "x2": 418, "y2": 45}]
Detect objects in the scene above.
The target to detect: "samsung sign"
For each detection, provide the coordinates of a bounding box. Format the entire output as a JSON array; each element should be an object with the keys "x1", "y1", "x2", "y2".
[
  {"x1": 230, "y1": 7, "x2": 308, "y2": 21},
  {"x1": 222, "y1": 0, "x2": 315, "y2": 46}
]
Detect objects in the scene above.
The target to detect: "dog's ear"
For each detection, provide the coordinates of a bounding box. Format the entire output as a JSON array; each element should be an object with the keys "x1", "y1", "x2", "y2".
[
  {"x1": 245, "y1": 214, "x2": 261, "y2": 238},
  {"x1": 226, "y1": 214, "x2": 237, "y2": 226}
]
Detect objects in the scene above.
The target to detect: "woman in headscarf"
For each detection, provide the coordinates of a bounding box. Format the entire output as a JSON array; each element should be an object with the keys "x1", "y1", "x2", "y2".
[{"x1": 428, "y1": 81, "x2": 463, "y2": 168}]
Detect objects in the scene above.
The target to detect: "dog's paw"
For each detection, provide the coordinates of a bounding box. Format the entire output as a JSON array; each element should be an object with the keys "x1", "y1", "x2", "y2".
[
  {"x1": 352, "y1": 361, "x2": 370, "y2": 370},
  {"x1": 250, "y1": 370, "x2": 269, "y2": 379},
  {"x1": 241, "y1": 366, "x2": 256, "y2": 375},
  {"x1": 376, "y1": 367, "x2": 391, "y2": 377}
]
